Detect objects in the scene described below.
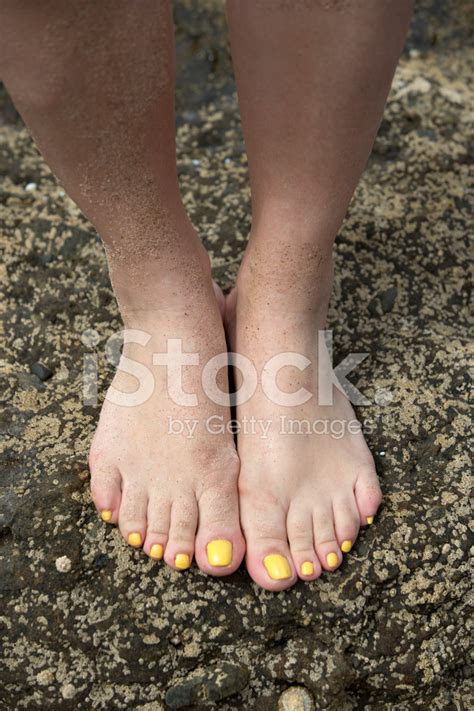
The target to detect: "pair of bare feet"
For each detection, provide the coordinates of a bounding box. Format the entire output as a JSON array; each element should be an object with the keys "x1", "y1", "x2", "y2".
[{"x1": 89, "y1": 227, "x2": 382, "y2": 592}]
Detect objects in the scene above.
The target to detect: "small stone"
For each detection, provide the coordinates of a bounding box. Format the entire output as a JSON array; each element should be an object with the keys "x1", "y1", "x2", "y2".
[
  {"x1": 381, "y1": 286, "x2": 397, "y2": 313},
  {"x1": 55, "y1": 555, "x2": 72, "y2": 573},
  {"x1": 165, "y1": 662, "x2": 249, "y2": 709},
  {"x1": 61, "y1": 683, "x2": 76, "y2": 699},
  {"x1": 439, "y1": 87, "x2": 463, "y2": 105},
  {"x1": 30, "y1": 362, "x2": 53, "y2": 381},
  {"x1": 278, "y1": 686, "x2": 315, "y2": 711},
  {"x1": 395, "y1": 77, "x2": 431, "y2": 100},
  {"x1": 36, "y1": 669, "x2": 54, "y2": 686}
]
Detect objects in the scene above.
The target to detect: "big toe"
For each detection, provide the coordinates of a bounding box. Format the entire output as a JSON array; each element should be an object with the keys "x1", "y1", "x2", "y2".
[
  {"x1": 195, "y1": 481, "x2": 245, "y2": 576},
  {"x1": 240, "y1": 487, "x2": 297, "y2": 591}
]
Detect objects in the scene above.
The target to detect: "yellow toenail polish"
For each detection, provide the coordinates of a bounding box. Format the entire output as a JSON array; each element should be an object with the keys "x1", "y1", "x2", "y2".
[
  {"x1": 367, "y1": 516, "x2": 374, "y2": 525},
  {"x1": 326, "y1": 552, "x2": 339, "y2": 568},
  {"x1": 341, "y1": 540, "x2": 352, "y2": 553},
  {"x1": 128, "y1": 532, "x2": 142, "y2": 547},
  {"x1": 263, "y1": 554, "x2": 291, "y2": 580},
  {"x1": 149, "y1": 543, "x2": 164, "y2": 560},
  {"x1": 101, "y1": 510, "x2": 112, "y2": 522},
  {"x1": 301, "y1": 561, "x2": 314, "y2": 576},
  {"x1": 207, "y1": 539, "x2": 233, "y2": 567},
  {"x1": 175, "y1": 553, "x2": 190, "y2": 570}
]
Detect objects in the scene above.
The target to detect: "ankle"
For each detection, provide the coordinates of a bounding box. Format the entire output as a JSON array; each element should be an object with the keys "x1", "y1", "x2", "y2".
[
  {"x1": 236, "y1": 231, "x2": 334, "y2": 318},
  {"x1": 106, "y1": 228, "x2": 215, "y2": 327}
]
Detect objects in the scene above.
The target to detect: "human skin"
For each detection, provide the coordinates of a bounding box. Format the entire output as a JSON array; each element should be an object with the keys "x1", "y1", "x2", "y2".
[
  {"x1": 225, "y1": 0, "x2": 414, "y2": 589},
  {"x1": 0, "y1": 0, "x2": 413, "y2": 589}
]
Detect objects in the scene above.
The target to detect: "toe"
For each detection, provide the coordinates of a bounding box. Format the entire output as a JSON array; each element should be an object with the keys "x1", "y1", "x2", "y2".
[
  {"x1": 90, "y1": 463, "x2": 122, "y2": 525},
  {"x1": 143, "y1": 494, "x2": 171, "y2": 561},
  {"x1": 355, "y1": 468, "x2": 382, "y2": 526},
  {"x1": 118, "y1": 478, "x2": 148, "y2": 549},
  {"x1": 313, "y1": 507, "x2": 343, "y2": 572},
  {"x1": 164, "y1": 494, "x2": 198, "y2": 571},
  {"x1": 194, "y1": 483, "x2": 245, "y2": 577},
  {"x1": 287, "y1": 502, "x2": 321, "y2": 581},
  {"x1": 333, "y1": 496, "x2": 360, "y2": 555},
  {"x1": 240, "y1": 488, "x2": 297, "y2": 591}
]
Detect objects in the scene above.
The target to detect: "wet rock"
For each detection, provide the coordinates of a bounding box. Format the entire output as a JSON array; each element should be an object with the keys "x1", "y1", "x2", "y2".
[
  {"x1": 30, "y1": 361, "x2": 53, "y2": 381},
  {"x1": 0, "y1": 492, "x2": 17, "y2": 531},
  {"x1": 165, "y1": 662, "x2": 249, "y2": 708},
  {"x1": 381, "y1": 286, "x2": 397, "y2": 313}
]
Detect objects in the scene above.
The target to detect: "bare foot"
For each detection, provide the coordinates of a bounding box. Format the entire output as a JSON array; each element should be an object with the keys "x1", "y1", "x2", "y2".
[
  {"x1": 89, "y1": 240, "x2": 245, "y2": 576},
  {"x1": 226, "y1": 241, "x2": 381, "y2": 591}
]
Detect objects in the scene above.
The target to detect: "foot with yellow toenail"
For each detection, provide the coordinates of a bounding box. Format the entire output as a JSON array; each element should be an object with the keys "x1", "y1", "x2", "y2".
[
  {"x1": 225, "y1": 257, "x2": 383, "y2": 590},
  {"x1": 88, "y1": 259, "x2": 246, "y2": 580}
]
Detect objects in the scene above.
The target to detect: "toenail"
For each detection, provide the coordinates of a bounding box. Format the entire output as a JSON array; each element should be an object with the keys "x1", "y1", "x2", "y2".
[
  {"x1": 128, "y1": 532, "x2": 142, "y2": 547},
  {"x1": 263, "y1": 554, "x2": 291, "y2": 580},
  {"x1": 175, "y1": 553, "x2": 190, "y2": 570},
  {"x1": 341, "y1": 540, "x2": 352, "y2": 553},
  {"x1": 206, "y1": 539, "x2": 233, "y2": 567},
  {"x1": 326, "y1": 552, "x2": 339, "y2": 568},
  {"x1": 149, "y1": 543, "x2": 164, "y2": 560},
  {"x1": 301, "y1": 561, "x2": 314, "y2": 576},
  {"x1": 366, "y1": 516, "x2": 374, "y2": 525},
  {"x1": 101, "y1": 510, "x2": 112, "y2": 522}
]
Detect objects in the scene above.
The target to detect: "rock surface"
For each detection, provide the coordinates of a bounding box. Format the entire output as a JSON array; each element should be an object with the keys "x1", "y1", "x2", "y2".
[{"x1": 1, "y1": 0, "x2": 472, "y2": 708}]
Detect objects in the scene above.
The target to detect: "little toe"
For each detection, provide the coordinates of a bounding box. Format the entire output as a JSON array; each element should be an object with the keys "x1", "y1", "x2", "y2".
[
  {"x1": 143, "y1": 494, "x2": 172, "y2": 561},
  {"x1": 355, "y1": 469, "x2": 382, "y2": 526},
  {"x1": 164, "y1": 494, "x2": 198, "y2": 571},
  {"x1": 333, "y1": 497, "x2": 360, "y2": 555},
  {"x1": 287, "y1": 503, "x2": 321, "y2": 581},
  {"x1": 118, "y1": 479, "x2": 148, "y2": 549},
  {"x1": 313, "y1": 508, "x2": 343, "y2": 572},
  {"x1": 194, "y1": 483, "x2": 245, "y2": 576},
  {"x1": 90, "y1": 464, "x2": 122, "y2": 525},
  {"x1": 240, "y1": 493, "x2": 297, "y2": 591}
]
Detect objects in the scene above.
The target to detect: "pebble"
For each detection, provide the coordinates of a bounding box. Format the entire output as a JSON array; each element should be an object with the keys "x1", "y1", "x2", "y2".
[
  {"x1": 30, "y1": 362, "x2": 53, "y2": 381},
  {"x1": 61, "y1": 683, "x2": 76, "y2": 699},
  {"x1": 278, "y1": 686, "x2": 315, "y2": 711},
  {"x1": 55, "y1": 556, "x2": 72, "y2": 573},
  {"x1": 165, "y1": 662, "x2": 249, "y2": 709},
  {"x1": 381, "y1": 286, "x2": 397, "y2": 313},
  {"x1": 36, "y1": 670, "x2": 54, "y2": 686},
  {"x1": 439, "y1": 87, "x2": 463, "y2": 105},
  {"x1": 395, "y1": 77, "x2": 431, "y2": 100}
]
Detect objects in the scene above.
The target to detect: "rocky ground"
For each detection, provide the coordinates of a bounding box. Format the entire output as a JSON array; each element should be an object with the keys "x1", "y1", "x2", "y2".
[{"x1": 1, "y1": 0, "x2": 472, "y2": 708}]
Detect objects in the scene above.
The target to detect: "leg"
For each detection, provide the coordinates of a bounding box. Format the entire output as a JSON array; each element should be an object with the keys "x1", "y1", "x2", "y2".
[
  {"x1": 226, "y1": 0, "x2": 413, "y2": 590},
  {"x1": 0, "y1": 0, "x2": 244, "y2": 575}
]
